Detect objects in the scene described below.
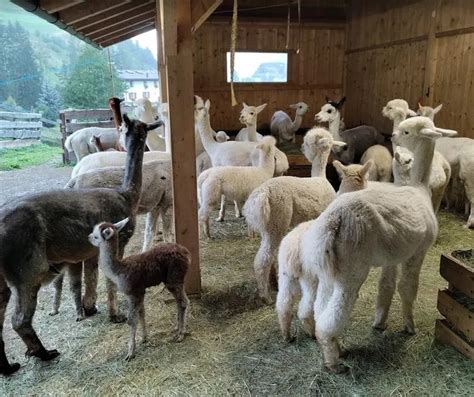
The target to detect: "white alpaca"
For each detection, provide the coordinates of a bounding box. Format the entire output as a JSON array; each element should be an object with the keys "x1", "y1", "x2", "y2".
[
  {"x1": 243, "y1": 128, "x2": 346, "y2": 302},
  {"x1": 360, "y1": 145, "x2": 392, "y2": 182},
  {"x1": 196, "y1": 131, "x2": 230, "y2": 175},
  {"x1": 270, "y1": 102, "x2": 309, "y2": 143},
  {"x1": 135, "y1": 98, "x2": 167, "y2": 151},
  {"x1": 382, "y1": 99, "x2": 418, "y2": 132},
  {"x1": 276, "y1": 161, "x2": 373, "y2": 341},
  {"x1": 198, "y1": 136, "x2": 277, "y2": 238},
  {"x1": 417, "y1": 102, "x2": 443, "y2": 120},
  {"x1": 315, "y1": 97, "x2": 385, "y2": 163},
  {"x1": 459, "y1": 145, "x2": 474, "y2": 228},
  {"x1": 65, "y1": 126, "x2": 122, "y2": 161},
  {"x1": 299, "y1": 116, "x2": 456, "y2": 373},
  {"x1": 235, "y1": 103, "x2": 266, "y2": 141}
]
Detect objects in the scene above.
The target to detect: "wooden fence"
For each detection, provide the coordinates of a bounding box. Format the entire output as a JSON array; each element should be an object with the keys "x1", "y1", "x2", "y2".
[{"x1": 0, "y1": 111, "x2": 42, "y2": 148}]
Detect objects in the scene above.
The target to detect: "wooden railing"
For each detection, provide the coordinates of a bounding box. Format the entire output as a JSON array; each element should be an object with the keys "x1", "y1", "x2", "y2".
[{"x1": 0, "y1": 111, "x2": 42, "y2": 148}]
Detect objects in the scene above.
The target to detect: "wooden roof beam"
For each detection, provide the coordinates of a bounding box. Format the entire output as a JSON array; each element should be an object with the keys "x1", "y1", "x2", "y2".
[
  {"x1": 80, "y1": 5, "x2": 156, "y2": 36},
  {"x1": 98, "y1": 22, "x2": 156, "y2": 47},
  {"x1": 191, "y1": 0, "x2": 223, "y2": 33},
  {"x1": 73, "y1": 1, "x2": 154, "y2": 31},
  {"x1": 60, "y1": 0, "x2": 132, "y2": 25},
  {"x1": 89, "y1": 13, "x2": 156, "y2": 41},
  {"x1": 40, "y1": 0, "x2": 85, "y2": 13}
]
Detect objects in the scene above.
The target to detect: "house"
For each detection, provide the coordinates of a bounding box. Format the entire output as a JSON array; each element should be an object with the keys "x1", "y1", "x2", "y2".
[{"x1": 117, "y1": 70, "x2": 160, "y2": 103}]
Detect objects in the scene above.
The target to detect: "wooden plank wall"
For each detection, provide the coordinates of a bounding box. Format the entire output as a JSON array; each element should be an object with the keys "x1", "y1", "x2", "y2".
[
  {"x1": 193, "y1": 20, "x2": 345, "y2": 131},
  {"x1": 345, "y1": 0, "x2": 474, "y2": 138}
]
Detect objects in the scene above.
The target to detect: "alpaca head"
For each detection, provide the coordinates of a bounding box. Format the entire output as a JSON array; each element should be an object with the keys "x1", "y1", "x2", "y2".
[
  {"x1": 134, "y1": 98, "x2": 154, "y2": 119},
  {"x1": 394, "y1": 146, "x2": 414, "y2": 173},
  {"x1": 255, "y1": 135, "x2": 277, "y2": 155},
  {"x1": 88, "y1": 218, "x2": 129, "y2": 247},
  {"x1": 215, "y1": 130, "x2": 230, "y2": 142},
  {"x1": 290, "y1": 102, "x2": 309, "y2": 116},
  {"x1": 417, "y1": 102, "x2": 443, "y2": 120},
  {"x1": 315, "y1": 97, "x2": 345, "y2": 123},
  {"x1": 239, "y1": 103, "x2": 267, "y2": 126},
  {"x1": 301, "y1": 127, "x2": 346, "y2": 162},
  {"x1": 158, "y1": 102, "x2": 169, "y2": 120},
  {"x1": 333, "y1": 160, "x2": 373, "y2": 195},
  {"x1": 122, "y1": 113, "x2": 164, "y2": 151},
  {"x1": 194, "y1": 95, "x2": 210, "y2": 123},
  {"x1": 382, "y1": 99, "x2": 417, "y2": 121}
]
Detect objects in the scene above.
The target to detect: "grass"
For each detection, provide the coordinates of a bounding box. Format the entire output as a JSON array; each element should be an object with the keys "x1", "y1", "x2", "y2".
[
  {"x1": 0, "y1": 144, "x2": 62, "y2": 171},
  {"x1": 0, "y1": 210, "x2": 473, "y2": 395}
]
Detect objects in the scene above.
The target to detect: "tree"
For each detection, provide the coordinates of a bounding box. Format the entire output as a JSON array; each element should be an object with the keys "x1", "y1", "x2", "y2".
[
  {"x1": 110, "y1": 39, "x2": 157, "y2": 70},
  {"x1": 36, "y1": 81, "x2": 62, "y2": 120},
  {"x1": 62, "y1": 45, "x2": 127, "y2": 109}
]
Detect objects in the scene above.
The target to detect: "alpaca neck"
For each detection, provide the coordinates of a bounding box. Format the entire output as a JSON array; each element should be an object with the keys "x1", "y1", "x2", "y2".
[
  {"x1": 109, "y1": 102, "x2": 123, "y2": 130},
  {"x1": 98, "y1": 240, "x2": 122, "y2": 283},
  {"x1": 291, "y1": 113, "x2": 303, "y2": 133},
  {"x1": 121, "y1": 128, "x2": 146, "y2": 208},
  {"x1": 311, "y1": 149, "x2": 330, "y2": 178},
  {"x1": 246, "y1": 121, "x2": 258, "y2": 141},
  {"x1": 409, "y1": 140, "x2": 435, "y2": 189},
  {"x1": 328, "y1": 112, "x2": 342, "y2": 141},
  {"x1": 197, "y1": 113, "x2": 218, "y2": 154},
  {"x1": 259, "y1": 148, "x2": 276, "y2": 175},
  {"x1": 392, "y1": 114, "x2": 405, "y2": 132}
]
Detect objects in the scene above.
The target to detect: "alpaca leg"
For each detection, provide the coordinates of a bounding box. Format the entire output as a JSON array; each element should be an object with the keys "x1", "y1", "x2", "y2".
[
  {"x1": 160, "y1": 207, "x2": 174, "y2": 242},
  {"x1": 167, "y1": 283, "x2": 189, "y2": 342},
  {"x1": 139, "y1": 302, "x2": 147, "y2": 342},
  {"x1": 11, "y1": 284, "x2": 59, "y2": 361},
  {"x1": 198, "y1": 206, "x2": 212, "y2": 239},
  {"x1": 107, "y1": 278, "x2": 125, "y2": 323},
  {"x1": 431, "y1": 187, "x2": 445, "y2": 214},
  {"x1": 216, "y1": 195, "x2": 226, "y2": 222},
  {"x1": 67, "y1": 264, "x2": 84, "y2": 321},
  {"x1": 298, "y1": 277, "x2": 318, "y2": 339},
  {"x1": 254, "y1": 232, "x2": 282, "y2": 304},
  {"x1": 125, "y1": 295, "x2": 142, "y2": 360},
  {"x1": 373, "y1": 265, "x2": 398, "y2": 330},
  {"x1": 0, "y1": 277, "x2": 20, "y2": 375},
  {"x1": 143, "y1": 209, "x2": 160, "y2": 252},
  {"x1": 234, "y1": 201, "x2": 241, "y2": 218},
  {"x1": 82, "y1": 258, "x2": 98, "y2": 316},
  {"x1": 276, "y1": 274, "x2": 298, "y2": 342},
  {"x1": 50, "y1": 272, "x2": 64, "y2": 316},
  {"x1": 398, "y1": 254, "x2": 424, "y2": 334}
]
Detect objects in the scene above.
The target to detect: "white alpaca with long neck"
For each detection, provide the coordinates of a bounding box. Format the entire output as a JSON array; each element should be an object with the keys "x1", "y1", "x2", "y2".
[
  {"x1": 135, "y1": 98, "x2": 167, "y2": 152},
  {"x1": 382, "y1": 98, "x2": 417, "y2": 132},
  {"x1": 235, "y1": 103, "x2": 266, "y2": 141},
  {"x1": 270, "y1": 102, "x2": 309, "y2": 143},
  {"x1": 243, "y1": 128, "x2": 346, "y2": 302},
  {"x1": 299, "y1": 116, "x2": 456, "y2": 373}
]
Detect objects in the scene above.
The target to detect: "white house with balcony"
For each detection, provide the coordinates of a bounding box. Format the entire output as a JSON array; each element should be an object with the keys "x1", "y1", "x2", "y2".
[{"x1": 118, "y1": 70, "x2": 160, "y2": 103}]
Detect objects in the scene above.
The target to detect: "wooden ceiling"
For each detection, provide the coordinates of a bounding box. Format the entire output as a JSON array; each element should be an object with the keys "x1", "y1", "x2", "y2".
[{"x1": 11, "y1": 0, "x2": 347, "y2": 48}]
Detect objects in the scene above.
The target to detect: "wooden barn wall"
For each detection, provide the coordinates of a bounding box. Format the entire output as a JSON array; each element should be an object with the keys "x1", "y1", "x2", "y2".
[
  {"x1": 193, "y1": 21, "x2": 345, "y2": 131},
  {"x1": 345, "y1": 0, "x2": 474, "y2": 138}
]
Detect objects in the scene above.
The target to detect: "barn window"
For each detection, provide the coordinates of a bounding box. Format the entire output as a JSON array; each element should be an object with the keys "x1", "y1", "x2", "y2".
[{"x1": 226, "y1": 52, "x2": 288, "y2": 83}]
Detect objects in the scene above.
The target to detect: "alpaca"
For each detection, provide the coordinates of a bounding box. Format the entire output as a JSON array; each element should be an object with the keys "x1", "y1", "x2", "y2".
[
  {"x1": 459, "y1": 145, "x2": 474, "y2": 228},
  {"x1": 134, "y1": 98, "x2": 166, "y2": 151},
  {"x1": 90, "y1": 135, "x2": 116, "y2": 152},
  {"x1": 88, "y1": 218, "x2": 189, "y2": 360},
  {"x1": 276, "y1": 161, "x2": 372, "y2": 341},
  {"x1": 196, "y1": 130, "x2": 230, "y2": 175},
  {"x1": 0, "y1": 115, "x2": 162, "y2": 375},
  {"x1": 360, "y1": 145, "x2": 392, "y2": 182},
  {"x1": 299, "y1": 116, "x2": 456, "y2": 373},
  {"x1": 270, "y1": 102, "x2": 309, "y2": 143},
  {"x1": 198, "y1": 136, "x2": 277, "y2": 238},
  {"x1": 417, "y1": 102, "x2": 443, "y2": 120},
  {"x1": 64, "y1": 97, "x2": 124, "y2": 160},
  {"x1": 235, "y1": 102, "x2": 266, "y2": 141},
  {"x1": 392, "y1": 146, "x2": 451, "y2": 213},
  {"x1": 243, "y1": 128, "x2": 346, "y2": 302},
  {"x1": 316, "y1": 97, "x2": 385, "y2": 163},
  {"x1": 382, "y1": 99, "x2": 418, "y2": 133}
]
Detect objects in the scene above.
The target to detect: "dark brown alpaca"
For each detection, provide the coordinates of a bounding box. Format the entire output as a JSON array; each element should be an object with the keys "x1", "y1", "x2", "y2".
[
  {"x1": 89, "y1": 219, "x2": 189, "y2": 360},
  {"x1": 108, "y1": 97, "x2": 126, "y2": 151},
  {"x1": 0, "y1": 114, "x2": 162, "y2": 375}
]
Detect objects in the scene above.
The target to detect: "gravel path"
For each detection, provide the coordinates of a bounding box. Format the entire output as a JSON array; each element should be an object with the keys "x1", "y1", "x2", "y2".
[{"x1": 0, "y1": 161, "x2": 72, "y2": 206}]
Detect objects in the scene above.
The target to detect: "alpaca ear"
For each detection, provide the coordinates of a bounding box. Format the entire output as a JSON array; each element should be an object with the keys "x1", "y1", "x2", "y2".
[
  {"x1": 337, "y1": 97, "x2": 346, "y2": 108},
  {"x1": 325, "y1": 96, "x2": 330, "y2": 103},
  {"x1": 407, "y1": 109, "x2": 418, "y2": 117},
  {"x1": 394, "y1": 151, "x2": 401, "y2": 162},
  {"x1": 146, "y1": 120, "x2": 164, "y2": 131},
  {"x1": 256, "y1": 103, "x2": 267, "y2": 114},
  {"x1": 433, "y1": 104, "x2": 443, "y2": 114},
  {"x1": 194, "y1": 95, "x2": 204, "y2": 106},
  {"x1": 289, "y1": 103, "x2": 298, "y2": 109},
  {"x1": 332, "y1": 160, "x2": 346, "y2": 177},
  {"x1": 113, "y1": 218, "x2": 129, "y2": 232},
  {"x1": 205, "y1": 99, "x2": 211, "y2": 110},
  {"x1": 418, "y1": 102, "x2": 423, "y2": 110},
  {"x1": 361, "y1": 160, "x2": 374, "y2": 177},
  {"x1": 119, "y1": 98, "x2": 125, "y2": 103},
  {"x1": 420, "y1": 128, "x2": 442, "y2": 138},
  {"x1": 319, "y1": 138, "x2": 331, "y2": 146},
  {"x1": 101, "y1": 227, "x2": 115, "y2": 240},
  {"x1": 332, "y1": 140, "x2": 347, "y2": 149},
  {"x1": 243, "y1": 102, "x2": 248, "y2": 108},
  {"x1": 434, "y1": 127, "x2": 457, "y2": 137}
]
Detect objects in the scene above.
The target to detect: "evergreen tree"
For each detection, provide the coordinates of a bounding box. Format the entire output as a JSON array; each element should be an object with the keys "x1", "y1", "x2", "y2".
[
  {"x1": 110, "y1": 39, "x2": 157, "y2": 70},
  {"x1": 62, "y1": 45, "x2": 127, "y2": 109},
  {"x1": 0, "y1": 23, "x2": 8, "y2": 102},
  {"x1": 36, "y1": 81, "x2": 62, "y2": 120}
]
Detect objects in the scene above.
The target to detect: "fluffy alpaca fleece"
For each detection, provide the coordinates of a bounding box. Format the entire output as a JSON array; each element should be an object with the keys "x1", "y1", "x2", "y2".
[
  {"x1": 393, "y1": 146, "x2": 451, "y2": 213},
  {"x1": 459, "y1": 144, "x2": 474, "y2": 228},
  {"x1": 243, "y1": 128, "x2": 346, "y2": 302},
  {"x1": 360, "y1": 145, "x2": 392, "y2": 182},
  {"x1": 89, "y1": 219, "x2": 190, "y2": 360},
  {"x1": 276, "y1": 161, "x2": 372, "y2": 341},
  {"x1": 270, "y1": 102, "x2": 309, "y2": 143},
  {"x1": 235, "y1": 102, "x2": 266, "y2": 141},
  {"x1": 382, "y1": 99, "x2": 418, "y2": 132},
  {"x1": 135, "y1": 98, "x2": 166, "y2": 151},
  {"x1": 196, "y1": 130, "x2": 230, "y2": 175},
  {"x1": 198, "y1": 136, "x2": 277, "y2": 238},
  {"x1": 299, "y1": 116, "x2": 456, "y2": 373}
]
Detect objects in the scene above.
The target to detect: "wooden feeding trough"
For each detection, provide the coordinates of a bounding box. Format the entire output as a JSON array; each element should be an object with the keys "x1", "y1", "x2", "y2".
[{"x1": 435, "y1": 249, "x2": 474, "y2": 360}]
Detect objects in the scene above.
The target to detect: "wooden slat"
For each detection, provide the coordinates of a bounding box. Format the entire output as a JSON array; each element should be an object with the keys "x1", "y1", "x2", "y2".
[
  {"x1": 65, "y1": 121, "x2": 115, "y2": 134},
  {"x1": 40, "y1": 0, "x2": 85, "y2": 13},
  {"x1": 440, "y1": 254, "x2": 474, "y2": 299},
  {"x1": 0, "y1": 121, "x2": 42, "y2": 129},
  {"x1": 99, "y1": 23, "x2": 156, "y2": 47},
  {"x1": 60, "y1": 0, "x2": 133, "y2": 25},
  {"x1": 191, "y1": 0, "x2": 223, "y2": 33},
  {"x1": 0, "y1": 111, "x2": 41, "y2": 119},
  {"x1": 435, "y1": 319, "x2": 474, "y2": 360},
  {"x1": 60, "y1": 109, "x2": 112, "y2": 120},
  {"x1": 161, "y1": 0, "x2": 201, "y2": 295},
  {"x1": 437, "y1": 289, "x2": 474, "y2": 341},
  {"x1": 88, "y1": 12, "x2": 156, "y2": 41}
]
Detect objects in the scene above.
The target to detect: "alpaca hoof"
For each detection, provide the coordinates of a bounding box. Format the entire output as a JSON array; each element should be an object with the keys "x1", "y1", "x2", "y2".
[
  {"x1": 109, "y1": 314, "x2": 127, "y2": 323},
  {"x1": 402, "y1": 325, "x2": 416, "y2": 335},
  {"x1": 76, "y1": 315, "x2": 84, "y2": 322},
  {"x1": 215, "y1": 216, "x2": 224, "y2": 222},
  {"x1": 125, "y1": 352, "x2": 135, "y2": 361},
  {"x1": 29, "y1": 349, "x2": 60, "y2": 361},
  {"x1": 372, "y1": 321, "x2": 387, "y2": 331},
  {"x1": 83, "y1": 305, "x2": 98, "y2": 317},
  {"x1": 172, "y1": 333, "x2": 185, "y2": 343},
  {"x1": 325, "y1": 362, "x2": 349, "y2": 374},
  {"x1": 339, "y1": 348, "x2": 350, "y2": 359},
  {"x1": 283, "y1": 334, "x2": 296, "y2": 343},
  {"x1": 49, "y1": 310, "x2": 59, "y2": 316},
  {"x1": 0, "y1": 362, "x2": 20, "y2": 376}
]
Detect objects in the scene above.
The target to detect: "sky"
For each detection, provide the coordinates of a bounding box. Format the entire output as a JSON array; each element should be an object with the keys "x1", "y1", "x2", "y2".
[{"x1": 132, "y1": 30, "x2": 158, "y2": 59}]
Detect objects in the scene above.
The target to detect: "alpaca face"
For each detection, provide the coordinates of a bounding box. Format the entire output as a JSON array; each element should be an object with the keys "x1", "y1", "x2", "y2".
[
  {"x1": 239, "y1": 103, "x2": 267, "y2": 126},
  {"x1": 290, "y1": 102, "x2": 309, "y2": 116},
  {"x1": 301, "y1": 128, "x2": 333, "y2": 160},
  {"x1": 394, "y1": 147, "x2": 414, "y2": 173},
  {"x1": 382, "y1": 99, "x2": 410, "y2": 121},
  {"x1": 215, "y1": 131, "x2": 230, "y2": 142},
  {"x1": 194, "y1": 96, "x2": 210, "y2": 123},
  {"x1": 315, "y1": 103, "x2": 339, "y2": 123}
]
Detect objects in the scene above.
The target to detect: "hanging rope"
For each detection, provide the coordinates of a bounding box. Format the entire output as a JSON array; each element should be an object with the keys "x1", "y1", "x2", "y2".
[
  {"x1": 296, "y1": 0, "x2": 301, "y2": 54},
  {"x1": 230, "y1": 0, "x2": 238, "y2": 106},
  {"x1": 285, "y1": 1, "x2": 291, "y2": 49}
]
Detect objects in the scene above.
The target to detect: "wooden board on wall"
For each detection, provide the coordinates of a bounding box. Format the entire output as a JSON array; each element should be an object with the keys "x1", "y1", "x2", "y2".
[{"x1": 193, "y1": 21, "x2": 345, "y2": 131}]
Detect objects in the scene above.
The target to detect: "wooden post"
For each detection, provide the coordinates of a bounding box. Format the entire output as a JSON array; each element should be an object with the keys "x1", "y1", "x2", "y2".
[
  {"x1": 156, "y1": 1, "x2": 167, "y2": 102},
  {"x1": 158, "y1": 0, "x2": 201, "y2": 295}
]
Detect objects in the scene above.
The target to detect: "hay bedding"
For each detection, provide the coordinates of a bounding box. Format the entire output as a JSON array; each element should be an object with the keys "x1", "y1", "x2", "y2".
[{"x1": 1, "y1": 209, "x2": 473, "y2": 395}]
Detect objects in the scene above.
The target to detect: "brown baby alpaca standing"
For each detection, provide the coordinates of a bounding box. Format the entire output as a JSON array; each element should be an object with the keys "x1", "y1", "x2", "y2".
[{"x1": 89, "y1": 218, "x2": 190, "y2": 360}]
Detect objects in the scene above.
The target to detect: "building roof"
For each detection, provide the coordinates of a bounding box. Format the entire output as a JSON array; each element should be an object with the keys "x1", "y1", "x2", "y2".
[{"x1": 118, "y1": 70, "x2": 159, "y2": 81}]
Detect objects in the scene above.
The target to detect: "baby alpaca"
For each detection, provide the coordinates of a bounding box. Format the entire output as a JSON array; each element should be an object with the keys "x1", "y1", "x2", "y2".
[
  {"x1": 270, "y1": 102, "x2": 309, "y2": 143},
  {"x1": 276, "y1": 161, "x2": 372, "y2": 341},
  {"x1": 198, "y1": 136, "x2": 277, "y2": 238},
  {"x1": 89, "y1": 218, "x2": 190, "y2": 360},
  {"x1": 360, "y1": 145, "x2": 392, "y2": 182},
  {"x1": 235, "y1": 103, "x2": 266, "y2": 141},
  {"x1": 417, "y1": 102, "x2": 443, "y2": 120}
]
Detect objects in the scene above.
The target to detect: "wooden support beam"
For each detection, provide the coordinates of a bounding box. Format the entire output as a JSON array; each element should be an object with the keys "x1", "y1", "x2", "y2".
[
  {"x1": 422, "y1": 0, "x2": 442, "y2": 103},
  {"x1": 60, "y1": 0, "x2": 132, "y2": 25},
  {"x1": 99, "y1": 23, "x2": 155, "y2": 47},
  {"x1": 40, "y1": 0, "x2": 85, "y2": 13},
  {"x1": 159, "y1": 0, "x2": 201, "y2": 295},
  {"x1": 191, "y1": 0, "x2": 223, "y2": 33},
  {"x1": 89, "y1": 12, "x2": 156, "y2": 41},
  {"x1": 156, "y1": 2, "x2": 168, "y2": 102}
]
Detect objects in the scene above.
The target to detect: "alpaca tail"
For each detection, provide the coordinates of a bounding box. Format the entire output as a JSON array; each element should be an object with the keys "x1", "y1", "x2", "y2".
[
  {"x1": 243, "y1": 187, "x2": 271, "y2": 233},
  {"x1": 64, "y1": 134, "x2": 73, "y2": 152},
  {"x1": 64, "y1": 177, "x2": 77, "y2": 189}
]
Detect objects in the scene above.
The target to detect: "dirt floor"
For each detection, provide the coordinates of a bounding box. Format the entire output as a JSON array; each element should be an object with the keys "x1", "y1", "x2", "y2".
[{"x1": 0, "y1": 164, "x2": 473, "y2": 395}]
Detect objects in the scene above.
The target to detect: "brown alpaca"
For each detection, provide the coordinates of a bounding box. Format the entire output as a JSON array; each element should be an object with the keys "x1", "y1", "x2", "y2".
[
  {"x1": 108, "y1": 97, "x2": 126, "y2": 152},
  {"x1": 0, "y1": 115, "x2": 162, "y2": 375},
  {"x1": 89, "y1": 219, "x2": 189, "y2": 360}
]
